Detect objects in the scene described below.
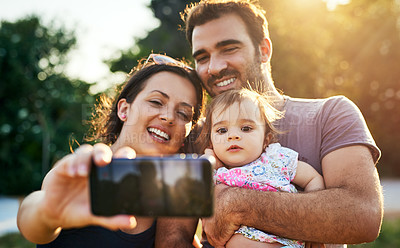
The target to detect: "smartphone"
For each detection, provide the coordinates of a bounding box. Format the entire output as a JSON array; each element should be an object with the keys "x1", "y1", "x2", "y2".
[{"x1": 90, "y1": 154, "x2": 214, "y2": 217}]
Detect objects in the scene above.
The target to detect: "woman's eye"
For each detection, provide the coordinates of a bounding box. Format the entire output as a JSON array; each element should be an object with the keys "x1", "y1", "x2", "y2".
[
  {"x1": 177, "y1": 111, "x2": 190, "y2": 121},
  {"x1": 149, "y1": 100, "x2": 162, "y2": 106},
  {"x1": 241, "y1": 126, "x2": 252, "y2": 132},
  {"x1": 216, "y1": 127, "x2": 227, "y2": 134}
]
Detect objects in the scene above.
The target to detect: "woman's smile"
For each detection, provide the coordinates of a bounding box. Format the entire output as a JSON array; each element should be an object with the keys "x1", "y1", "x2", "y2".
[{"x1": 147, "y1": 126, "x2": 171, "y2": 142}]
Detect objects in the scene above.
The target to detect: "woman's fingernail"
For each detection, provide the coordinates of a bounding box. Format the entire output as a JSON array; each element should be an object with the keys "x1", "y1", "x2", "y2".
[
  {"x1": 95, "y1": 151, "x2": 110, "y2": 164},
  {"x1": 129, "y1": 216, "x2": 137, "y2": 228},
  {"x1": 67, "y1": 163, "x2": 76, "y2": 176},
  {"x1": 77, "y1": 163, "x2": 88, "y2": 176}
]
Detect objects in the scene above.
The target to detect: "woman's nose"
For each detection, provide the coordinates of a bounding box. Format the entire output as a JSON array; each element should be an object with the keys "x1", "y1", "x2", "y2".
[{"x1": 159, "y1": 109, "x2": 174, "y2": 125}]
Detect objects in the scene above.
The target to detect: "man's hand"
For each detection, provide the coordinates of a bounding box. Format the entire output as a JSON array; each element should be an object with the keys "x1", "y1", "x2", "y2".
[
  {"x1": 203, "y1": 146, "x2": 383, "y2": 244},
  {"x1": 202, "y1": 184, "x2": 240, "y2": 247}
]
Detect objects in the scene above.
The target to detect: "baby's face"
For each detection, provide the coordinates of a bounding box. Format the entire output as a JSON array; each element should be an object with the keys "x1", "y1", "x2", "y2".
[{"x1": 211, "y1": 99, "x2": 266, "y2": 168}]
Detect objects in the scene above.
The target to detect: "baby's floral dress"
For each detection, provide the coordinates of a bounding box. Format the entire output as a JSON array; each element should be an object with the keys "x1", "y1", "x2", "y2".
[{"x1": 214, "y1": 143, "x2": 304, "y2": 248}]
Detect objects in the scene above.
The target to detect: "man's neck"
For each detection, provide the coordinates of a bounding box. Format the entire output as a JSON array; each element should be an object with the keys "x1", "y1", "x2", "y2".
[{"x1": 261, "y1": 74, "x2": 285, "y2": 109}]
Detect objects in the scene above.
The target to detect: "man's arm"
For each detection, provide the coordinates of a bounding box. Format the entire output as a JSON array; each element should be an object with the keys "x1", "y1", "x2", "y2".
[
  {"x1": 203, "y1": 145, "x2": 383, "y2": 246},
  {"x1": 156, "y1": 218, "x2": 199, "y2": 248}
]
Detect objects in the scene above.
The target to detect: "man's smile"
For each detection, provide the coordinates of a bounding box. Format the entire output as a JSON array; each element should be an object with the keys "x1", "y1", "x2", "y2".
[{"x1": 216, "y1": 78, "x2": 236, "y2": 87}]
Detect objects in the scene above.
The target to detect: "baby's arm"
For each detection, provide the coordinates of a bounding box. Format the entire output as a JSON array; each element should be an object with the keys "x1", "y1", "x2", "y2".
[{"x1": 292, "y1": 161, "x2": 325, "y2": 192}]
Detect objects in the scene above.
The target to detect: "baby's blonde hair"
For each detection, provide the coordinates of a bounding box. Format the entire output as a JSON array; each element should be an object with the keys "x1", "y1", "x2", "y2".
[{"x1": 197, "y1": 88, "x2": 283, "y2": 153}]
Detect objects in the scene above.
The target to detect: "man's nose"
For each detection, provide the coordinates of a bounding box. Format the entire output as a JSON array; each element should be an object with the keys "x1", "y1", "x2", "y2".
[{"x1": 208, "y1": 56, "x2": 227, "y2": 76}]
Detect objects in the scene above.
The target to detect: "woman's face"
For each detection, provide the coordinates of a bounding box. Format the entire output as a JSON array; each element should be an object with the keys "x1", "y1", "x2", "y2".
[{"x1": 117, "y1": 71, "x2": 197, "y2": 155}]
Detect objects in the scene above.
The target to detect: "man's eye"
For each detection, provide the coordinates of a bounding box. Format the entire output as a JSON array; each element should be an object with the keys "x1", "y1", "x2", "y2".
[
  {"x1": 224, "y1": 47, "x2": 238, "y2": 53},
  {"x1": 196, "y1": 56, "x2": 209, "y2": 64},
  {"x1": 241, "y1": 126, "x2": 252, "y2": 132},
  {"x1": 216, "y1": 127, "x2": 227, "y2": 134}
]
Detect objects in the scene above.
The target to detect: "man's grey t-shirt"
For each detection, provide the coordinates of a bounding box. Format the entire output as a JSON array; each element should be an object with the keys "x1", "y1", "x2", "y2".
[{"x1": 274, "y1": 95, "x2": 380, "y2": 175}]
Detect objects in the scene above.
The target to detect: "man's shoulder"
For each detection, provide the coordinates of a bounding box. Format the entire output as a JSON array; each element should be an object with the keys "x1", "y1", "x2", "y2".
[
  {"x1": 285, "y1": 95, "x2": 356, "y2": 113},
  {"x1": 286, "y1": 95, "x2": 350, "y2": 105}
]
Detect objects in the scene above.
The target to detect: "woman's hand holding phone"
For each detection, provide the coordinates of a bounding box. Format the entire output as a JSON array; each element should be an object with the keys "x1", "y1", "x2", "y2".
[
  {"x1": 41, "y1": 144, "x2": 137, "y2": 231},
  {"x1": 17, "y1": 144, "x2": 138, "y2": 244}
]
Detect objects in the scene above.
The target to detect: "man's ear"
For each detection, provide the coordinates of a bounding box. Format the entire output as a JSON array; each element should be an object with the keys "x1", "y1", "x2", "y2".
[
  {"x1": 117, "y1": 98, "x2": 129, "y2": 121},
  {"x1": 259, "y1": 38, "x2": 272, "y2": 63}
]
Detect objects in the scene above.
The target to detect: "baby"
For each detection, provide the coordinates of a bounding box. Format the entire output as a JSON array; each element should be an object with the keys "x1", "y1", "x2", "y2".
[{"x1": 199, "y1": 89, "x2": 325, "y2": 248}]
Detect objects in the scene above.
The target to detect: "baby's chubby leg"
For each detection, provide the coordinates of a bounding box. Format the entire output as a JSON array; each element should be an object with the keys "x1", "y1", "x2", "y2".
[{"x1": 226, "y1": 234, "x2": 283, "y2": 248}]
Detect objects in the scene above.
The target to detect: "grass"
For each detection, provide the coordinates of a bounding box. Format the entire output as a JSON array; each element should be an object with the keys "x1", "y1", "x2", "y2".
[{"x1": 1, "y1": 218, "x2": 399, "y2": 248}]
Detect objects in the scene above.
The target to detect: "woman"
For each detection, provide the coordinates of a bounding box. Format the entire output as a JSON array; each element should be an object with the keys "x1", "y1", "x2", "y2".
[{"x1": 17, "y1": 54, "x2": 205, "y2": 247}]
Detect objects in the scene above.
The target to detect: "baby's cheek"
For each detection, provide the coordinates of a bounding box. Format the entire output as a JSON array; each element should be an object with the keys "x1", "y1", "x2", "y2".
[{"x1": 211, "y1": 134, "x2": 225, "y2": 147}]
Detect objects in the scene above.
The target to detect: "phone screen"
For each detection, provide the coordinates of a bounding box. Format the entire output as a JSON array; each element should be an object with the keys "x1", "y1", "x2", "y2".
[{"x1": 90, "y1": 156, "x2": 214, "y2": 217}]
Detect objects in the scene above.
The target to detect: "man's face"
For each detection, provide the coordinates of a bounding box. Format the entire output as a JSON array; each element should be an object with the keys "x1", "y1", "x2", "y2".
[{"x1": 191, "y1": 13, "x2": 264, "y2": 97}]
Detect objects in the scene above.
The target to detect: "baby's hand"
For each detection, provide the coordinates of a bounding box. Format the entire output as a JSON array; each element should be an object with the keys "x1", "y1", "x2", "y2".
[{"x1": 203, "y1": 148, "x2": 224, "y2": 169}]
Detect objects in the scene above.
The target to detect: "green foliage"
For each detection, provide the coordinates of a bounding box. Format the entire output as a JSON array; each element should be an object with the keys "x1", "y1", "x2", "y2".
[
  {"x1": 107, "y1": 0, "x2": 199, "y2": 72},
  {"x1": 0, "y1": 16, "x2": 95, "y2": 195},
  {"x1": 349, "y1": 219, "x2": 400, "y2": 247},
  {"x1": 0, "y1": 232, "x2": 35, "y2": 248},
  {"x1": 264, "y1": 0, "x2": 331, "y2": 97},
  {"x1": 264, "y1": 0, "x2": 400, "y2": 176}
]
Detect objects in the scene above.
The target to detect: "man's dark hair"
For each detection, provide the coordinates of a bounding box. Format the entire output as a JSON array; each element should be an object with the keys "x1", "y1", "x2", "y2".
[{"x1": 182, "y1": 0, "x2": 270, "y2": 49}]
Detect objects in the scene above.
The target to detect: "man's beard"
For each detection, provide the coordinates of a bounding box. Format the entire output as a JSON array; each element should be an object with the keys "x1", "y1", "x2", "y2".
[
  {"x1": 242, "y1": 54, "x2": 266, "y2": 93},
  {"x1": 206, "y1": 54, "x2": 265, "y2": 96}
]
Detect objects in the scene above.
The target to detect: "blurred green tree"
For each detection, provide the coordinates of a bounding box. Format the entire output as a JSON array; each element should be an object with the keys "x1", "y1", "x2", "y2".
[
  {"x1": 264, "y1": 0, "x2": 400, "y2": 176},
  {"x1": 108, "y1": 0, "x2": 199, "y2": 72},
  {"x1": 0, "y1": 16, "x2": 95, "y2": 195},
  {"x1": 327, "y1": 0, "x2": 400, "y2": 177}
]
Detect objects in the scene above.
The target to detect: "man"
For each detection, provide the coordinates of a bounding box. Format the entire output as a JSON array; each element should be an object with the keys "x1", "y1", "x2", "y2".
[{"x1": 180, "y1": 0, "x2": 383, "y2": 247}]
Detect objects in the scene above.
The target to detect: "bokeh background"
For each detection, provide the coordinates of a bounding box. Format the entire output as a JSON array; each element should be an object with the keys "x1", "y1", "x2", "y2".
[
  {"x1": 1, "y1": 0, "x2": 400, "y2": 246},
  {"x1": 1, "y1": 0, "x2": 399, "y2": 195}
]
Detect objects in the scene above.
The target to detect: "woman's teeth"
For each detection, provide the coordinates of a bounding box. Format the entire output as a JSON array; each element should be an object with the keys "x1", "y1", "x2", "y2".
[
  {"x1": 216, "y1": 78, "x2": 235, "y2": 87},
  {"x1": 148, "y1": 128, "x2": 170, "y2": 140}
]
